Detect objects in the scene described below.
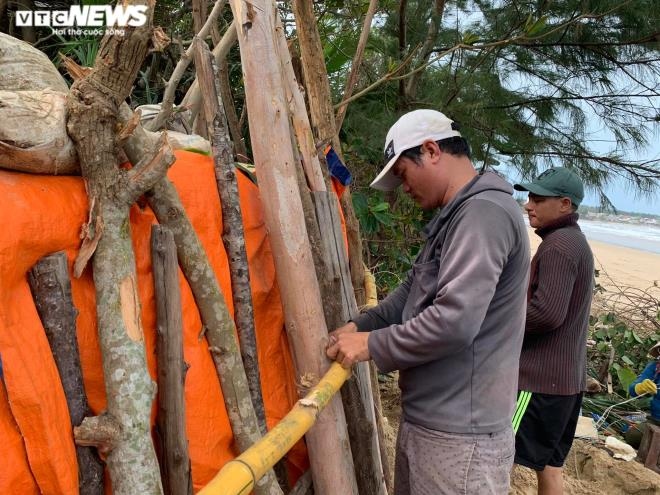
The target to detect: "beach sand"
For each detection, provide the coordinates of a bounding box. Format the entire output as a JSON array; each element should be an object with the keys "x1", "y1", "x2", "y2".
[{"x1": 527, "y1": 228, "x2": 659, "y2": 291}]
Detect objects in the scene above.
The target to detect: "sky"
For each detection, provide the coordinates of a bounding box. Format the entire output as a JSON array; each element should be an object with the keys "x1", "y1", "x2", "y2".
[{"x1": 576, "y1": 131, "x2": 659, "y2": 215}]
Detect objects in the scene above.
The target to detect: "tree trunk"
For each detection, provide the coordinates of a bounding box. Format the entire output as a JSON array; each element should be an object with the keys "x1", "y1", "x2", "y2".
[
  {"x1": 227, "y1": 2, "x2": 358, "y2": 493},
  {"x1": 193, "y1": 37, "x2": 286, "y2": 493},
  {"x1": 398, "y1": 0, "x2": 408, "y2": 107},
  {"x1": 65, "y1": 3, "x2": 171, "y2": 492},
  {"x1": 404, "y1": 0, "x2": 446, "y2": 101},
  {"x1": 151, "y1": 226, "x2": 193, "y2": 495},
  {"x1": 28, "y1": 252, "x2": 104, "y2": 495}
]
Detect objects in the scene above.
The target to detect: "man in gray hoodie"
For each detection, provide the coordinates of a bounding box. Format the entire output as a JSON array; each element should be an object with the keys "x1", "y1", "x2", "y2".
[{"x1": 327, "y1": 109, "x2": 530, "y2": 494}]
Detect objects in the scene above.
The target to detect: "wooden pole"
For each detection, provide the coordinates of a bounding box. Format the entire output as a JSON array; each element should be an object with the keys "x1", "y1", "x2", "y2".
[
  {"x1": 28, "y1": 252, "x2": 104, "y2": 495},
  {"x1": 193, "y1": 37, "x2": 286, "y2": 493},
  {"x1": 113, "y1": 102, "x2": 282, "y2": 495},
  {"x1": 275, "y1": 11, "x2": 387, "y2": 494},
  {"x1": 151, "y1": 226, "x2": 193, "y2": 495},
  {"x1": 227, "y1": 2, "x2": 358, "y2": 493},
  {"x1": 65, "y1": 2, "x2": 171, "y2": 490},
  {"x1": 291, "y1": 0, "x2": 367, "y2": 309}
]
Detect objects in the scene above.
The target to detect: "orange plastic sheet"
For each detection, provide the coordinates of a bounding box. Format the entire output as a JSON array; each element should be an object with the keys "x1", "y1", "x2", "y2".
[{"x1": 0, "y1": 151, "x2": 310, "y2": 493}]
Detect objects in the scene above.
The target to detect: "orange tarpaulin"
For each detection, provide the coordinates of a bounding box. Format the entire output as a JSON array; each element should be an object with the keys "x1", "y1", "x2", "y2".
[{"x1": 0, "y1": 151, "x2": 311, "y2": 493}]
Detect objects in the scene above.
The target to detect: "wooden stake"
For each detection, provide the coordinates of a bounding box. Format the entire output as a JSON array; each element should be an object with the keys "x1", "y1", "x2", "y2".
[
  {"x1": 65, "y1": 3, "x2": 170, "y2": 489},
  {"x1": 193, "y1": 37, "x2": 286, "y2": 493},
  {"x1": 151, "y1": 226, "x2": 193, "y2": 495},
  {"x1": 291, "y1": 0, "x2": 367, "y2": 310},
  {"x1": 116, "y1": 104, "x2": 282, "y2": 495},
  {"x1": 275, "y1": 9, "x2": 387, "y2": 494},
  {"x1": 227, "y1": 1, "x2": 358, "y2": 493},
  {"x1": 28, "y1": 252, "x2": 104, "y2": 495}
]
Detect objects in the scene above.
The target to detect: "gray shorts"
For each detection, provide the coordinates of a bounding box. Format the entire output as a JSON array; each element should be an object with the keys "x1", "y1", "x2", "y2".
[{"x1": 394, "y1": 419, "x2": 515, "y2": 495}]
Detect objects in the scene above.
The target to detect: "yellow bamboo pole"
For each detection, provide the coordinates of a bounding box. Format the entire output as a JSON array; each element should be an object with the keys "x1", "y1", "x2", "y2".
[{"x1": 199, "y1": 363, "x2": 352, "y2": 495}]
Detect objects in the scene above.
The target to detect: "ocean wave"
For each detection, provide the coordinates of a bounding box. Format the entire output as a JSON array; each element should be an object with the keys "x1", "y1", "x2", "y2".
[{"x1": 577, "y1": 220, "x2": 660, "y2": 254}]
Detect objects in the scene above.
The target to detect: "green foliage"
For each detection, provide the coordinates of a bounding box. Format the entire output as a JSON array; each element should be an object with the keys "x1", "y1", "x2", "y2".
[
  {"x1": 350, "y1": 181, "x2": 432, "y2": 294},
  {"x1": 336, "y1": 0, "x2": 659, "y2": 209},
  {"x1": 352, "y1": 191, "x2": 394, "y2": 234},
  {"x1": 48, "y1": 32, "x2": 100, "y2": 69},
  {"x1": 588, "y1": 311, "x2": 660, "y2": 396}
]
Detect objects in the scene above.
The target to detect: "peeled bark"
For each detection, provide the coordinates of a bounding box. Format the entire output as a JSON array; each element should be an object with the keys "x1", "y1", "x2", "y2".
[
  {"x1": 151, "y1": 226, "x2": 193, "y2": 495},
  {"x1": 65, "y1": 3, "x2": 170, "y2": 492},
  {"x1": 228, "y1": 2, "x2": 358, "y2": 493},
  {"x1": 28, "y1": 252, "x2": 104, "y2": 495}
]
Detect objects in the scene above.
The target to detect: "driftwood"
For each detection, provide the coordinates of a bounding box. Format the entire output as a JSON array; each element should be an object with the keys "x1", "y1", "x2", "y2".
[
  {"x1": 27, "y1": 252, "x2": 104, "y2": 495},
  {"x1": 151, "y1": 226, "x2": 193, "y2": 495},
  {"x1": 193, "y1": 37, "x2": 284, "y2": 494},
  {"x1": 227, "y1": 1, "x2": 358, "y2": 493}
]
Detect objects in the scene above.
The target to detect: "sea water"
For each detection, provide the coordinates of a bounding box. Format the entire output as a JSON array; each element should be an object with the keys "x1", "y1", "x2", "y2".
[{"x1": 578, "y1": 219, "x2": 660, "y2": 255}]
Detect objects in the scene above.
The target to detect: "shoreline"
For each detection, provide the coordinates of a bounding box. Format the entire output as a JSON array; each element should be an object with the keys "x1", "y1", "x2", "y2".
[{"x1": 527, "y1": 228, "x2": 660, "y2": 291}]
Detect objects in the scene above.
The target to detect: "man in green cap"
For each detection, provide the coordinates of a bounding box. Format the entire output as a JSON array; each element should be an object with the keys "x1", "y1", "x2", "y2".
[{"x1": 512, "y1": 167, "x2": 594, "y2": 494}]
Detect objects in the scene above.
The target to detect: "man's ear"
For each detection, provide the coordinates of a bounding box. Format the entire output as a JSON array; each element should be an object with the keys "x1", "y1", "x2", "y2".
[
  {"x1": 560, "y1": 197, "x2": 573, "y2": 212},
  {"x1": 421, "y1": 140, "x2": 441, "y2": 160}
]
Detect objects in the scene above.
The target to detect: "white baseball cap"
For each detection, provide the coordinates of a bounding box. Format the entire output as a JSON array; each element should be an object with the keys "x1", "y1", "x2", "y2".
[{"x1": 370, "y1": 109, "x2": 462, "y2": 191}]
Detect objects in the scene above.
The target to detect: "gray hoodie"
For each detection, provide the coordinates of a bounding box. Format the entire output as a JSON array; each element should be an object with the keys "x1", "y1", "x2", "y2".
[{"x1": 354, "y1": 172, "x2": 530, "y2": 434}]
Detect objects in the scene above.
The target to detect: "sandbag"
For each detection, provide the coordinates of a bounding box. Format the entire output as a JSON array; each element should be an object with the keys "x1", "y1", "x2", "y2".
[
  {"x1": 0, "y1": 32, "x2": 69, "y2": 92},
  {"x1": 0, "y1": 35, "x2": 211, "y2": 175},
  {"x1": 0, "y1": 89, "x2": 79, "y2": 174}
]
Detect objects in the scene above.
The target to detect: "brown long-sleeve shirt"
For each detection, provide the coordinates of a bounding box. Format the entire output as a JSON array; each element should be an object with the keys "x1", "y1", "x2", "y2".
[{"x1": 518, "y1": 213, "x2": 594, "y2": 395}]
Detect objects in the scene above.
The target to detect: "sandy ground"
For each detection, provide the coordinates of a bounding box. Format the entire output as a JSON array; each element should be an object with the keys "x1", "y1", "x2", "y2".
[
  {"x1": 527, "y1": 227, "x2": 660, "y2": 291},
  {"x1": 378, "y1": 374, "x2": 660, "y2": 494}
]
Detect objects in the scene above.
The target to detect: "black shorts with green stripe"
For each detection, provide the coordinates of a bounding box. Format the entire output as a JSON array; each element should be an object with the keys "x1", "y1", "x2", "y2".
[{"x1": 512, "y1": 390, "x2": 583, "y2": 471}]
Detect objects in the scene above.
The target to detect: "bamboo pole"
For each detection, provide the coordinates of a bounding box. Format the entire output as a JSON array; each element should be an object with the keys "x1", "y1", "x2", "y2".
[
  {"x1": 227, "y1": 2, "x2": 358, "y2": 493},
  {"x1": 199, "y1": 364, "x2": 351, "y2": 495}
]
